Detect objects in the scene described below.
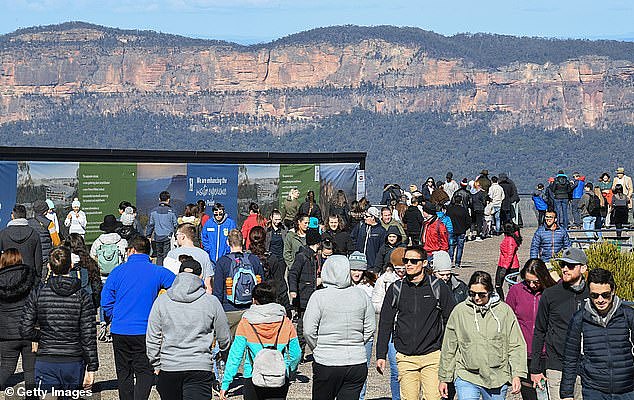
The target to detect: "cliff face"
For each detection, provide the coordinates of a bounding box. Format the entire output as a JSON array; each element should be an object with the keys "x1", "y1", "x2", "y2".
[{"x1": 2, "y1": 25, "x2": 634, "y2": 131}]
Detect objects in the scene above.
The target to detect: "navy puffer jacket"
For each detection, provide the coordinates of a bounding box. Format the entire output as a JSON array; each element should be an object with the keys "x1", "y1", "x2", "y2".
[{"x1": 561, "y1": 298, "x2": 634, "y2": 398}]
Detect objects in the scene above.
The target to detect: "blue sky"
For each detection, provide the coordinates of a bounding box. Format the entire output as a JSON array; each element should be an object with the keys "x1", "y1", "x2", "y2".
[{"x1": 1, "y1": 0, "x2": 633, "y2": 44}]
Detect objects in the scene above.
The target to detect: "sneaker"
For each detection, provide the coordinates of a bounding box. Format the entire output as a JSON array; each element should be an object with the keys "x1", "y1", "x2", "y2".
[{"x1": 475, "y1": 237, "x2": 483, "y2": 242}]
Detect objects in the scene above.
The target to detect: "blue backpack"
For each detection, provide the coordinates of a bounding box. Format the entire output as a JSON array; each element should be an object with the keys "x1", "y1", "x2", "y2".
[
  {"x1": 532, "y1": 195, "x2": 548, "y2": 211},
  {"x1": 226, "y1": 252, "x2": 258, "y2": 305}
]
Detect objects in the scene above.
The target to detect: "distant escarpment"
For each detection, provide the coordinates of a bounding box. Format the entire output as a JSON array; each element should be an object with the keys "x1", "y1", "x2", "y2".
[{"x1": 2, "y1": 22, "x2": 634, "y2": 133}]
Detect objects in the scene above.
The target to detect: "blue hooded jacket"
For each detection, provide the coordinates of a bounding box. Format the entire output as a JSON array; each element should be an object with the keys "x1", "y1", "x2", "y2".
[
  {"x1": 201, "y1": 214, "x2": 237, "y2": 263},
  {"x1": 572, "y1": 176, "x2": 586, "y2": 199},
  {"x1": 529, "y1": 225, "x2": 572, "y2": 262}
]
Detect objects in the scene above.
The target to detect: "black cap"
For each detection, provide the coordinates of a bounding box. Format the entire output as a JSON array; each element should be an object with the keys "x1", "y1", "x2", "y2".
[{"x1": 179, "y1": 259, "x2": 203, "y2": 276}]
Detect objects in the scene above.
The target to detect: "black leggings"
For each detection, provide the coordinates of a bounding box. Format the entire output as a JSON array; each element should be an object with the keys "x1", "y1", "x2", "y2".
[
  {"x1": 0, "y1": 339, "x2": 36, "y2": 390},
  {"x1": 243, "y1": 377, "x2": 290, "y2": 400},
  {"x1": 495, "y1": 266, "x2": 519, "y2": 301}
]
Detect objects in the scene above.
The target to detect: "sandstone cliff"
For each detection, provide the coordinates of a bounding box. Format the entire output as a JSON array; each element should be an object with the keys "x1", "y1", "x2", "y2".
[{"x1": 2, "y1": 22, "x2": 634, "y2": 131}]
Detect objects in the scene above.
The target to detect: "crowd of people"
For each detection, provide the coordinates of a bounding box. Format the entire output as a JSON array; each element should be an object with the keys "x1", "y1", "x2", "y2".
[{"x1": 0, "y1": 167, "x2": 631, "y2": 400}]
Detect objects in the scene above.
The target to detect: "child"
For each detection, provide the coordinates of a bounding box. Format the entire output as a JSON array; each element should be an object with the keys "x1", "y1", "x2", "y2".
[
  {"x1": 496, "y1": 222, "x2": 522, "y2": 300},
  {"x1": 20, "y1": 246, "x2": 98, "y2": 391},
  {"x1": 65, "y1": 198, "x2": 87, "y2": 237}
]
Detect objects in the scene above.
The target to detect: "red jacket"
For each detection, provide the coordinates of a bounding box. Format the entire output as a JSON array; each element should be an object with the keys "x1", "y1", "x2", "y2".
[
  {"x1": 498, "y1": 234, "x2": 520, "y2": 269},
  {"x1": 241, "y1": 214, "x2": 267, "y2": 250},
  {"x1": 421, "y1": 217, "x2": 448, "y2": 253}
]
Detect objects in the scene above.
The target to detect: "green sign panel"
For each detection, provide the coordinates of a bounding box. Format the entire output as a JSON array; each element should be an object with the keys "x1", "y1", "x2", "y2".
[
  {"x1": 78, "y1": 163, "x2": 137, "y2": 243},
  {"x1": 278, "y1": 164, "x2": 320, "y2": 207}
]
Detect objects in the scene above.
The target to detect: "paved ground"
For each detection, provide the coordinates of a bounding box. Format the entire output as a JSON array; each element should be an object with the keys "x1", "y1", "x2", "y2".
[{"x1": 9, "y1": 226, "x2": 623, "y2": 400}]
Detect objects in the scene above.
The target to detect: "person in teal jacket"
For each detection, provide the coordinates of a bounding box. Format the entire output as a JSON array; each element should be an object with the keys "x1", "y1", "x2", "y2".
[{"x1": 220, "y1": 281, "x2": 301, "y2": 400}]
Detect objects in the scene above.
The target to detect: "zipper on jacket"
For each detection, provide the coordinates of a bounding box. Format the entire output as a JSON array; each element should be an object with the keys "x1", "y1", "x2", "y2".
[{"x1": 216, "y1": 222, "x2": 221, "y2": 261}]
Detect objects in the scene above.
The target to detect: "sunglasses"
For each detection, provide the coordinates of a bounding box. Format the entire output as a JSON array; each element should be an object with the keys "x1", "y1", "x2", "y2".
[
  {"x1": 213, "y1": 211, "x2": 224, "y2": 216},
  {"x1": 401, "y1": 257, "x2": 423, "y2": 264},
  {"x1": 589, "y1": 291, "x2": 612, "y2": 300},
  {"x1": 525, "y1": 279, "x2": 541, "y2": 285},
  {"x1": 561, "y1": 263, "x2": 581, "y2": 270},
  {"x1": 469, "y1": 290, "x2": 490, "y2": 299}
]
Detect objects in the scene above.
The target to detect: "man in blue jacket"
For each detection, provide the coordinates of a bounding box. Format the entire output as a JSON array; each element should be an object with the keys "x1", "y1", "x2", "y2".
[
  {"x1": 570, "y1": 172, "x2": 585, "y2": 229},
  {"x1": 202, "y1": 202, "x2": 237, "y2": 263},
  {"x1": 561, "y1": 268, "x2": 634, "y2": 400},
  {"x1": 101, "y1": 236, "x2": 175, "y2": 400},
  {"x1": 145, "y1": 191, "x2": 178, "y2": 266},
  {"x1": 351, "y1": 206, "x2": 387, "y2": 271},
  {"x1": 529, "y1": 210, "x2": 571, "y2": 263}
]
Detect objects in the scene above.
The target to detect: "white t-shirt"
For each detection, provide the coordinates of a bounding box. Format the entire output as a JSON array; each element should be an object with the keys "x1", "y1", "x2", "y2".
[{"x1": 165, "y1": 246, "x2": 214, "y2": 278}]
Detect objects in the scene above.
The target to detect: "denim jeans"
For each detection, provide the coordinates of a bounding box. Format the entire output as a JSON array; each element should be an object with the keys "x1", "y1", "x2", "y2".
[
  {"x1": 359, "y1": 338, "x2": 373, "y2": 400},
  {"x1": 492, "y1": 206, "x2": 501, "y2": 233},
  {"x1": 554, "y1": 199, "x2": 569, "y2": 229},
  {"x1": 454, "y1": 376, "x2": 508, "y2": 400},
  {"x1": 387, "y1": 337, "x2": 400, "y2": 400},
  {"x1": 582, "y1": 216, "x2": 596, "y2": 238},
  {"x1": 449, "y1": 234, "x2": 465, "y2": 267}
]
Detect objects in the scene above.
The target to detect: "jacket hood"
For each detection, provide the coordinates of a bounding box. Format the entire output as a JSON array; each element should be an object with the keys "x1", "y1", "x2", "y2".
[
  {"x1": 156, "y1": 202, "x2": 173, "y2": 214},
  {"x1": 385, "y1": 225, "x2": 402, "y2": 243},
  {"x1": 212, "y1": 213, "x2": 228, "y2": 225},
  {"x1": 243, "y1": 302, "x2": 286, "y2": 324},
  {"x1": 167, "y1": 273, "x2": 205, "y2": 303},
  {"x1": 4, "y1": 220, "x2": 36, "y2": 244},
  {"x1": 321, "y1": 254, "x2": 351, "y2": 289},
  {"x1": 6, "y1": 218, "x2": 29, "y2": 227},
  {"x1": 555, "y1": 174, "x2": 568, "y2": 181},
  {"x1": 465, "y1": 292, "x2": 503, "y2": 332},
  {"x1": 48, "y1": 275, "x2": 82, "y2": 297},
  {"x1": 97, "y1": 232, "x2": 124, "y2": 244},
  {"x1": 0, "y1": 264, "x2": 35, "y2": 302},
  {"x1": 584, "y1": 295, "x2": 622, "y2": 327}
]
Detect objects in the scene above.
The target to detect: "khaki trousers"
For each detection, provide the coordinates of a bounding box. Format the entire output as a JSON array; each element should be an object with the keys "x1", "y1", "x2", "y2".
[
  {"x1": 546, "y1": 368, "x2": 583, "y2": 400},
  {"x1": 396, "y1": 350, "x2": 441, "y2": 400}
]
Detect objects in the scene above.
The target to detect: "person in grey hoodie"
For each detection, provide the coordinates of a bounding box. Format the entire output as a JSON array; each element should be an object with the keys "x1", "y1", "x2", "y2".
[
  {"x1": 303, "y1": 255, "x2": 376, "y2": 400},
  {"x1": 146, "y1": 258, "x2": 231, "y2": 400}
]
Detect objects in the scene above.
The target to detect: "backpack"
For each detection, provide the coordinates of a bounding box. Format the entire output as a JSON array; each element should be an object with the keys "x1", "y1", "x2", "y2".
[
  {"x1": 587, "y1": 194, "x2": 600, "y2": 215},
  {"x1": 226, "y1": 252, "x2": 258, "y2": 305},
  {"x1": 247, "y1": 318, "x2": 288, "y2": 388},
  {"x1": 532, "y1": 194, "x2": 548, "y2": 211},
  {"x1": 391, "y1": 275, "x2": 441, "y2": 310},
  {"x1": 96, "y1": 239, "x2": 123, "y2": 275}
]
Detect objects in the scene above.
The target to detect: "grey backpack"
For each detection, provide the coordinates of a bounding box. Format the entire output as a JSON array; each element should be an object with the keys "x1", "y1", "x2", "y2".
[{"x1": 248, "y1": 318, "x2": 287, "y2": 388}]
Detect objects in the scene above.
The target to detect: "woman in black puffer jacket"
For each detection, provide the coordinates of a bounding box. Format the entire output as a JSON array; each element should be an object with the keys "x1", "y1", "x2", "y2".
[{"x1": 0, "y1": 248, "x2": 36, "y2": 393}]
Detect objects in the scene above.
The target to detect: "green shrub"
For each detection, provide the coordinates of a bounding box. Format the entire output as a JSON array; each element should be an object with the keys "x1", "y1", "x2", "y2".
[
  {"x1": 550, "y1": 242, "x2": 634, "y2": 301},
  {"x1": 585, "y1": 242, "x2": 634, "y2": 301}
]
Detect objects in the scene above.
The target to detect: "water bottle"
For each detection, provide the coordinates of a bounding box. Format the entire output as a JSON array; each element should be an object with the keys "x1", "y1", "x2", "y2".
[{"x1": 536, "y1": 379, "x2": 549, "y2": 400}]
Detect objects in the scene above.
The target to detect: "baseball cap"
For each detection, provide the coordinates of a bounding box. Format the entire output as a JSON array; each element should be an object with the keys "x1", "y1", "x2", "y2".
[{"x1": 554, "y1": 247, "x2": 588, "y2": 265}]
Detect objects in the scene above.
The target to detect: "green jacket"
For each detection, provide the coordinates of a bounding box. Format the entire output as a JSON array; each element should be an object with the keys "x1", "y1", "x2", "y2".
[
  {"x1": 283, "y1": 230, "x2": 306, "y2": 268},
  {"x1": 281, "y1": 198, "x2": 300, "y2": 222},
  {"x1": 438, "y1": 294, "x2": 527, "y2": 389}
]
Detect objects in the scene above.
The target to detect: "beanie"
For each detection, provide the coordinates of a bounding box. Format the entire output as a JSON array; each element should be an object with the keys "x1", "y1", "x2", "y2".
[
  {"x1": 390, "y1": 247, "x2": 406, "y2": 267},
  {"x1": 432, "y1": 251, "x2": 452, "y2": 273},
  {"x1": 422, "y1": 202, "x2": 437, "y2": 215},
  {"x1": 71, "y1": 198, "x2": 81, "y2": 208},
  {"x1": 306, "y1": 229, "x2": 322, "y2": 246},
  {"x1": 45, "y1": 199, "x2": 55, "y2": 210},
  {"x1": 348, "y1": 251, "x2": 368, "y2": 271}
]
